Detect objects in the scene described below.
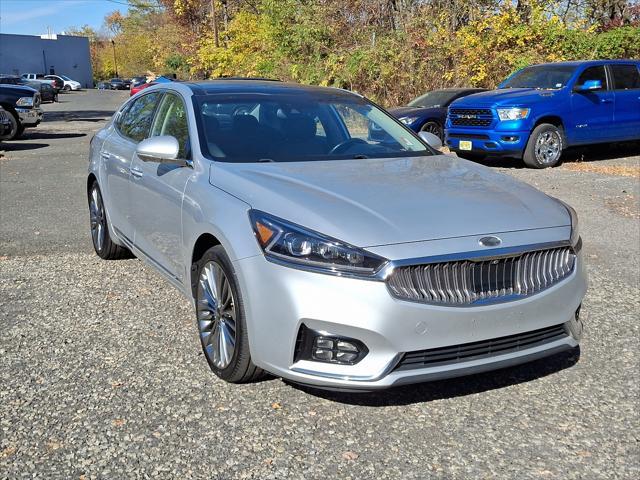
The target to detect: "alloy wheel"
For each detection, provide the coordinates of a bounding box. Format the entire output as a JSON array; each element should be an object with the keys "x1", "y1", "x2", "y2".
[
  {"x1": 421, "y1": 121, "x2": 442, "y2": 139},
  {"x1": 534, "y1": 130, "x2": 561, "y2": 165},
  {"x1": 197, "y1": 261, "x2": 237, "y2": 369},
  {"x1": 89, "y1": 186, "x2": 105, "y2": 252}
]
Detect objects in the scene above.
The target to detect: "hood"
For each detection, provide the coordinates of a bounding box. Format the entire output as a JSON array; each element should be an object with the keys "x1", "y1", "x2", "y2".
[
  {"x1": 389, "y1": 106, "x2": 442, "y2": 118},
  {"x1": 452, "y1": 88, "x2": 562, "y2": 108},
  {"x1": 0, "y1": 84, "x2": 37, "y2": 95},
  {"x1": 209, "y1": 155, "x2": 569, "y2": 248}
]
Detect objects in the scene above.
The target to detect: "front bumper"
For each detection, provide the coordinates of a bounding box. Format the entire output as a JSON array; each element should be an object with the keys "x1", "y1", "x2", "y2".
[
  {"x1": 16, "y1": 107, "x2": 43, "y2": 127},
  {"x1": 446, "y1": 128, "x2": 530, "y2": 158},
  {"x1": 234, "y1": 229, "x2": 588, "y2": 390}
]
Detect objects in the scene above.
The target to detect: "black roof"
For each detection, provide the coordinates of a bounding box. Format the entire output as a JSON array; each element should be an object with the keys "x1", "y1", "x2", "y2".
[{"x1": 184, "y1": 79, "x2": 358, "y2": 98}]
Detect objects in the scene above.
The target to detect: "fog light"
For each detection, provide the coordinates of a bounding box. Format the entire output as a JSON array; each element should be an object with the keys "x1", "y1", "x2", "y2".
[
  {"x1": 294, "y1": 325, "x2": 368, "y2": 365},
  {"x1": 501, "y1": 135, "x2": 519, "y2": 142}
]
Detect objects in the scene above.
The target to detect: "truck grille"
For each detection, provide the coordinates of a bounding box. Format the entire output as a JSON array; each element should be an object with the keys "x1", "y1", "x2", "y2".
[
  {"x1": 386, "y1": 246, "x2": 575, "y2": 306},
  {"x1": 393, "y1": 324, "x2": 568, "y2": 371},
  {"x1": 449, "y1": 108, "x2": 493, "y2": 127}
]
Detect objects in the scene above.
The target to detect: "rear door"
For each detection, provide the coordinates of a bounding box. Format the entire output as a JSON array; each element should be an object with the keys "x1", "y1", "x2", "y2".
[
  {"x1": 608, "y1": 63, "x2": 640, "y2": 140},
  {"x1": 569, "y1": 65, "x2": 615, "y2": 144}
]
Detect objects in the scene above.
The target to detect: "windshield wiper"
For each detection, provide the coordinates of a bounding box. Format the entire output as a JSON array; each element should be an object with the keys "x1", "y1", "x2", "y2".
[
  {"x1": 353, "y1": 154, "x2": 369, "y2": 159},
  {"x1": 257, "y1": 158, "x2": 275, "y2": 163}
]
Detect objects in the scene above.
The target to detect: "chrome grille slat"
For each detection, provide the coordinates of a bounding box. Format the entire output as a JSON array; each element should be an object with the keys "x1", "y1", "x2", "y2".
[{"x1": 387, "y1": 246, "x2": 575, "y2": 306}]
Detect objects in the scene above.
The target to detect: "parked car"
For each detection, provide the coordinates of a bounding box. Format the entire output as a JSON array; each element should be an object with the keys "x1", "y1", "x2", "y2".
[
  {"x1": 0, "y1": 106, "x2": 12, "y2": 140},
  {"x1": 388, "y1": 88, "x2": 486, "y2": 140},
  {"x1": 43, "y1": 75, "x2": 64, "y2": 92},
  {"x1": 446, "y1": 60, "x2": 640, "y2": 168},
  {"x1": 45, "y1": 74, "x2": 79, "y2": 91},
  {"x1": 0, "y1": 74, "x2": 23, "y2": 85},
  {"x1": 21, "y1": 73, "x2": 57, "y2": 91},
  {"x1": 0, "y1": 84, "x2": 43, "y2": 139},
  {"x1": 26, "y1": 80, "x2": 58, "y2": 103},
  {"x1": 130, "y1": 76, "x2": 147, "y2": 87},
  {"x1": 97, "y1": 81, "x2": 110, "y2": 90},
  {"x1": 109, "y1": 78, "x2": 127, "y2": 90},
  {"x1": 129, "y1": 81, "x2": 156, "y2": 96},
  {"x1": 87, "y1": 80, "x2": 586, "y2": 390}
]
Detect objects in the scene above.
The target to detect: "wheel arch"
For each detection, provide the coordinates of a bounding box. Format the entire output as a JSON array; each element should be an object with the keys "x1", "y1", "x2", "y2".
[
  {"x1": 190, "y1": 232, "x2": 222, "y2": 297},
  {"x1": 533, "y1": 115, "x2": 565, "y2": 137}
]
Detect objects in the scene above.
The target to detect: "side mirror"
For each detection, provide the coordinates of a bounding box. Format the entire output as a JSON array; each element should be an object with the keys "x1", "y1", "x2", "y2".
[
  {"x1": 136, "y1": 135, "x2": 181, "y2": 164},
  {"x1": 419, "y1": 131, "x2": 443, "y2": 150},
  {"x1": 576, "y1": 79, "x2": 602, "y2": 92}
]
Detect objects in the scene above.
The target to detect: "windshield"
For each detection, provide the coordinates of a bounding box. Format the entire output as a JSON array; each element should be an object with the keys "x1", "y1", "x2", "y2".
[
  {"x1": 60, "y1": 75, "x2": 71, "y2": 81},
  {"x1": 196, "y1": 93, "x2": 431, "y2": 163},
  {"x1": 500, "y1": 65, "x2": 577, "y2": 90},
  {"x1": 408, "y1": 90, "x2": 459, "y2": 108}
]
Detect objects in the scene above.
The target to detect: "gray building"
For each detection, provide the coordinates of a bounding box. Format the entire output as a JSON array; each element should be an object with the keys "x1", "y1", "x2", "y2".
[{"x1": 0, "y1": 33, "x2": 93, "y2": 88}]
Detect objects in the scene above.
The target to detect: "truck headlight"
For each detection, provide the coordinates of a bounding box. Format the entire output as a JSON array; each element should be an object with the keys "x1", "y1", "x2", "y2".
[
  {"x1": 249, "y1": 210, "x2": 387, "y2": 277},
  {"x1": 497, "y1": 107, "x2": 530, "y2": 121},
  {"x1": 16, "y1": 96, "x2": 34, "y2": 107}
]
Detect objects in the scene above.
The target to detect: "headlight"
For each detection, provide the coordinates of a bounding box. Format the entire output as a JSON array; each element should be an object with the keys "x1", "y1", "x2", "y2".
[
  {"x1": 497, "y1": 107, "x2": 530, "y2": 121},
  {"x1": 16, "y1": 96, "x2": 34, "y2": 107},
  {"x1": 553, "y1": 198, "x2": 580, "y2": 248},
  {"x1": 399, "y1": 116, "x2": 419, "y2": 125},
  {"x1": 249, "y1": 210, "x2": 388, "y2": 277}
]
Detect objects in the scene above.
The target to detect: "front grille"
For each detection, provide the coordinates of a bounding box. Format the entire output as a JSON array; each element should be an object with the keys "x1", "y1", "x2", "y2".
[
  {"x1": 449, "y1": 108, "x2": 493, "y2": 127},
  {"x1": 447, "y1": 133, "x2": 490, "y2": 139},
  {"x1": 394, "y1": 324, "x2": 568, "y2": 371},
  {"x1": 387, "y1": 246, "x2": 575, "y2": 306}
]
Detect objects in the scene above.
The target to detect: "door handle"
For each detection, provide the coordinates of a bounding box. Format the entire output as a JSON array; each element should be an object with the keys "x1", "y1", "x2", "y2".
[
  {"x1": 130, "y1": 167, "x2": 143, "y2": 178},
  {"x1": 600, "y1": 98, "x2": 613, "y2": 104},
  {"x1": 100, "y1": 152, "x2": 110, "y2": 160}
]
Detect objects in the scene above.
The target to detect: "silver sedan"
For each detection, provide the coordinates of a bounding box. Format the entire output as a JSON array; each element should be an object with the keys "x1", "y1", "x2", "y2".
[{"x1": 87, "y1": 80, "x2": 587, "y2": 390}]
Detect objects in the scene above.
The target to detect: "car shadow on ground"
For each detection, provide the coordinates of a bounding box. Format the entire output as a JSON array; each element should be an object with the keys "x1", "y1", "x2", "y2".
[
  {"x1": 0, "y1": 142, "x2": 50, "y2": 152},
  {"x1": 287, "y1": 347, "x2": 580, "y2": 406},
  {"x1": 471, "y1": 140, "x2": 640, "y2": 169},
  {"x1": 20, "y1": 132, "x2": 87, "y2": 140},
  {"x1": 43, "y1": 110, "x2": 117, "y2": 122}
]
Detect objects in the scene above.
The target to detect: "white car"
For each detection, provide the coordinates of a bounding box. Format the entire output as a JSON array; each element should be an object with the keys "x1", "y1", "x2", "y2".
[{"x1": 46, "y1": 74, "x2": 82, "y2": 91}]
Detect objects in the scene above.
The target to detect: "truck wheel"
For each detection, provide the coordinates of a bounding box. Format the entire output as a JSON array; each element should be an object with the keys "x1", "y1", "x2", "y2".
[
  {"x1": 523, "y1": 123, "x2": 564, "y2": 168},
  {"x1": 3, "y1": 111, "x2": 23, "y2": 140}
]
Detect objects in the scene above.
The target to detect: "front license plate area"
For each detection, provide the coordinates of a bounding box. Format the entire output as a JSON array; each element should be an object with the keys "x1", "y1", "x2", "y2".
[{"x1": 459, "y1": 140, "x2": 472, "y2": 151}]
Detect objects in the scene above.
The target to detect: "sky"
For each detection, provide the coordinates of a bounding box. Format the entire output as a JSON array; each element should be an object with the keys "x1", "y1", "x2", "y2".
[{"x1": 0, "y1": 0, "x2": 130, "y2": 36}]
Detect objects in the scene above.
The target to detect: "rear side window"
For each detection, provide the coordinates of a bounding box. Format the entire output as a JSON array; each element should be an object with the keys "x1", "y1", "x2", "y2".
[
  {"x1": 575, "y1": 66, "x2": 608, "y2": 90},
  {"x1": 117, "y1": 92, "x2": 161, "y2": 142},
  {"x1": 610, "y1": 64, "x2": 640, "y2": 90}
]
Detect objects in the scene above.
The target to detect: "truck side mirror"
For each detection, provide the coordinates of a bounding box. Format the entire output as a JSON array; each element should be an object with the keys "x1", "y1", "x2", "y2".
[{"x1": 576, "y1": 80, "x2": 602, "y2": 92}]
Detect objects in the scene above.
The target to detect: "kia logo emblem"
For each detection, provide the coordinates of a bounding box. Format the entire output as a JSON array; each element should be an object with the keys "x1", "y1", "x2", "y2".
[{"x1": 479, "y1": 236, "x2": 502, "y2": 247}]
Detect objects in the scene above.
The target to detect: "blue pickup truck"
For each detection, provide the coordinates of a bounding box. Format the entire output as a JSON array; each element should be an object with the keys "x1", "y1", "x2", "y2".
[{"x1": 445, "y1": 60, "x2": 640, "y2": 168}]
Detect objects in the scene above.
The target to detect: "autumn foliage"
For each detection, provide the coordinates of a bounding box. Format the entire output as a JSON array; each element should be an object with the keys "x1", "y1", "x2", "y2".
[{"x1": 68, "y1": 0, "x2": 640, "y2": 105}]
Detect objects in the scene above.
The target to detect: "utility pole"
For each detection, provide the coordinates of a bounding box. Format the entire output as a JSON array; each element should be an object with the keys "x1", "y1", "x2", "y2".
[
  {"x1": 111, "y1": 39, "x2": 118, "y2": 77},
  {"x1": 210, "y1": 0, "x2": 219, "y2": 47}
]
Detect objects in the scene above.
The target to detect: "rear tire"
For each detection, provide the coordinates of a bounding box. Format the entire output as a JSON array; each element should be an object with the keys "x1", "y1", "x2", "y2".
[
  {"x1": 194, "y1": 245, "x2": 265, "y2": 383},
  {"x1": 523, "y1": 123, "x2": 564, "y2": 168},
  {"x1": 88, "y1": 181, "x2": 132, "y2": 260}
]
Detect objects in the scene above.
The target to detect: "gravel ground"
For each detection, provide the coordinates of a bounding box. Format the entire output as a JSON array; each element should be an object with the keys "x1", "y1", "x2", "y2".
[{"x1": 1, "y1": 90, "x2": 639, "y2": 479}]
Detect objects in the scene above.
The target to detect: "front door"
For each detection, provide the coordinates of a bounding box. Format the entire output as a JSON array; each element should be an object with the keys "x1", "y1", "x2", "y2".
[
  {"x1": 129, "y1": 92, "x2": 193, "y2": 284},
  {"x1": 570, "y1": 65, "x2": 615, "y2": 144}
]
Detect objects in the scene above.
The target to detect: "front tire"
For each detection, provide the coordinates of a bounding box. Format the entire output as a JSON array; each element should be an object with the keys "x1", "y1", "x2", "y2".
[
  {"x1": 195, "y1": 245, "x2": 264, "y2": 383},
  {"x1": 63, "y1": 85, "x2": 71, "y2": 92},
  {"x1": 523, "y1": 123, "x2": 564, "y2": 168},
  {"x1": 420, "y1": 120, "x2": 443, "y2": 141},
  {"x1": 88, "y1": 182, "x2": 132, "y2": 260},
  {"x1": 3, "y1": 111, "x2": 23, "y2": 140}
]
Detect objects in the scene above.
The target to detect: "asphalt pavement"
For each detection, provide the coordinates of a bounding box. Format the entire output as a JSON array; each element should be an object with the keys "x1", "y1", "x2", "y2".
[{"x1": 1, "y1": 90, "x2": 639, "y2": 479}]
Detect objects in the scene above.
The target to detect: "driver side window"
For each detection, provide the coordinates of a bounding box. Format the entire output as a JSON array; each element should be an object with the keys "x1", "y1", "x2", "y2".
[{"x1": 150, "y1": 93, "x2": 190, "y2": 159}]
